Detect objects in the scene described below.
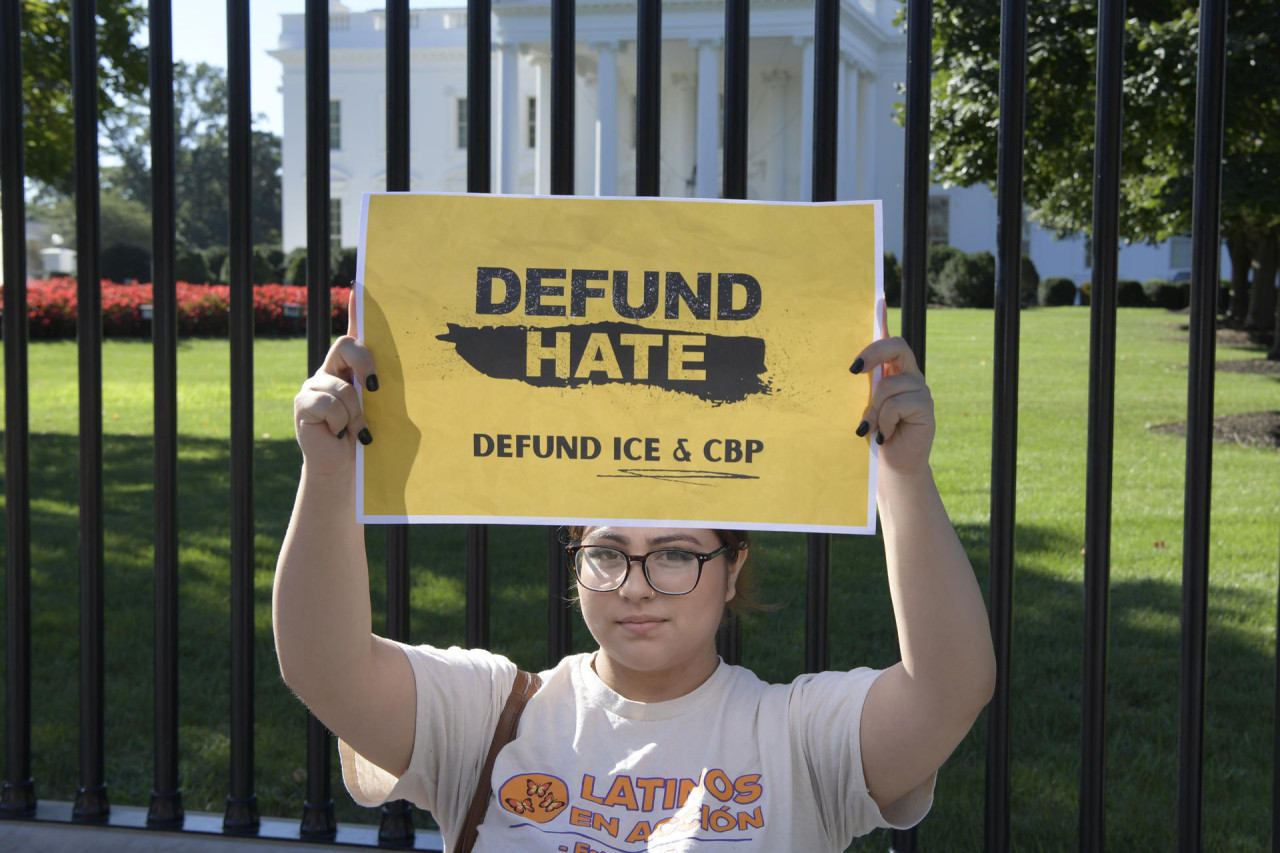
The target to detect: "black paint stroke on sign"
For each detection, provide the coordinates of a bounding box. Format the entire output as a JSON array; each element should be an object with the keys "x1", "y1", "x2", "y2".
[
  {"x1": 596, "y1": 468, "x2": 760, "y2": 485},
  {"x1": 437, "y1": 320, "x2": 770, "y2": 404}
]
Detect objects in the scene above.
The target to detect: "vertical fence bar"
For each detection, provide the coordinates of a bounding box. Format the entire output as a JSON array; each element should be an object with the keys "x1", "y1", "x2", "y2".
[
  {"x1": 547, "y1": 530, "x2": 572, "y2": 666},
  {"x1": 635, "y1": 1, "x2": 660, "y2": 197},
  {"x1": 721, "y1": 0, "x2": 748, "y2": 201},
  {"x1": 811, "y1": 0, "x2": 838, "y2": 203},
  {"x1": 1176, "y1": 0, "x2": 1228, "y2": 849},
  {"x1": 1079, "y1": 0, "x2": 1125, "y2": 849},
  {"x1": 525, "y1": 0, "x2": 572, "y2": 661},
  {"x1": 468, "y1": 0, "x2": 492, "y2": 194},
  {"x1": 71, "y1": 0, "x2": 108, "y2": 823},
  {"x1": 466, "y1": 526, "x2": 489, "y2": 648},
  {"x1": 0, "y1": 0, "x2": 35, "y2": 820},
  {"x1": 714, "y1": 0, "x2": 749, "y2": 666},
  {"x1": 802, "y1": 0, "x2": 840, "y2": 676},
  {"x1": 891, "y1": 3, "x2": 932, "y2": 846},
  {"x1": 380, "y1": 0, "x2": 414, "y2": 843},
  {"x1": 899, "y1": 0, "x2": 931, "y2": 363},
  {"x1": 302, "y1": 0, "x2": 337, "y2": 838},
  {"x1": 465, "y1": 0, "x2": 493, "y2": 651},
  {"x1": 223, "y1": 0, "x2": 260, "y2": 836},
  {"x1": 551, "y1": 0, "x2": 575, "y2": 196},
  {"x1": 804, "y1": 534, "x2": 830, "y2": 672},
  {"x1": 984, "y1": 0, "x2": 1028, "y2": 847},
  {"x1": 148, "y1": 0, "x2": 183, "y2": 829}
]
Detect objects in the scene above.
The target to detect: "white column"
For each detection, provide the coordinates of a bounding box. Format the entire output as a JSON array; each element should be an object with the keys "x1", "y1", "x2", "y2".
[
  {"x1": 670, "y1": 72, "x2": 698, "y2": 197},
  {"x1": 840, "y1": 53, "x2": 860, "y2": 200},
  {"x1": 694, "y1": 39, "x2": 721, "y2": 199},
  {"x1": 533, "y1": 55, "x2": 552, "y2": 194},
  {"x1": 857, "y1": 70, "x2": 878, "y2": 199},
  {"x1": 499, "y1": 44, "x2": 521, "y2": 194},
  {"x1": 797, "y1": 37, "x2": 814, "y2": 202},
  {"x1": 594, "y1": 41, "x2": 619, "y2": 196},
  {"x1": 763, "y1": 70, "x2": 789, "y2": 200}
]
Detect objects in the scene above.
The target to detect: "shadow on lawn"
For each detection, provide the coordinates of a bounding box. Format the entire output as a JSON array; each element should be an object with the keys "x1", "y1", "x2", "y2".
[{"x1": 1, "y1": 437, "x2": 1274, "y2": 849}]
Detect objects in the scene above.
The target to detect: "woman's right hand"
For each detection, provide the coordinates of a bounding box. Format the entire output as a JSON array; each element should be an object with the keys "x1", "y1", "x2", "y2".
[{"x1": 293, "y1": 291, "x2": 379, "y2": 475}]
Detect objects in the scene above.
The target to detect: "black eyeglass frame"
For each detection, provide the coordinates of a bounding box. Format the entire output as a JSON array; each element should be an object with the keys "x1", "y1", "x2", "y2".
[{"x1": 564, "y1": 542, "x2": 731, "y2": 596}]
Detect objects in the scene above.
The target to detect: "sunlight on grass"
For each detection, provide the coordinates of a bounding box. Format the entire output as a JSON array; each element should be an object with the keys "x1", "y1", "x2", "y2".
[{"x1": 0, "y1": 312, "x2": 1277, "y2": 849}]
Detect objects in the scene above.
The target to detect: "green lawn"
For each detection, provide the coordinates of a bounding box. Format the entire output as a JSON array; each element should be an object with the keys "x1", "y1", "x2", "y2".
[{"x1": 0, "y1": 308, "x2": 1277, "y2": 850}]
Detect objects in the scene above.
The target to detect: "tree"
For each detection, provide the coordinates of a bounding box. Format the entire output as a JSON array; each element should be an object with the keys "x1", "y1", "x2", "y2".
[
  {"x1": 18, "y1": 0, "x2": 149, "y2": 195},
  {"x1": 104, "y1": 61, "x2": 283, "y2": 254},
  {"x1": 926, "y1": 0, "x2": 1280, "y2": 342}
]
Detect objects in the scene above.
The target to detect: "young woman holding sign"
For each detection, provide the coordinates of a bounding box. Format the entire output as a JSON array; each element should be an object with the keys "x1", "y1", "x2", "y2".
[{"x1": 274, "y1": 300, "x2": 995, "y2": 851}]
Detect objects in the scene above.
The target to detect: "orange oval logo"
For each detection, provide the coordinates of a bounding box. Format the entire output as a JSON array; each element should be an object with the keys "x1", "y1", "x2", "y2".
[{"x1": 497, "y1": 773, "x2": 569, "y2": 823}]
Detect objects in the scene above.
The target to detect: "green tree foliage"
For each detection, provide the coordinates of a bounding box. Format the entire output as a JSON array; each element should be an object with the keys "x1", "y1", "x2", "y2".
[
  {"x1": 18, "y1": 0, "x2": 148, "y2": 194},
  {"x1": 105, "y1": 62, "x2": 283, "y2": 253},
  {"x1": 927, "y1": 0, "x2": 1280, "y2": 333}
]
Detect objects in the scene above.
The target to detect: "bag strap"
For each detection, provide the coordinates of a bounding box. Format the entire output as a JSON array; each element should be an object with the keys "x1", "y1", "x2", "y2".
[{"x1": 453, "y1": 669, "x2": 542, "y2": 853}]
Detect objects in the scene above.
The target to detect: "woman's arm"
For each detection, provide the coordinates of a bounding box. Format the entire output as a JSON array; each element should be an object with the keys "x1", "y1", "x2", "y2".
[
  {"x1": 272, "y1": 300, "x2": 416, "y2": 777},
  {"x1": 851, "y1": 337, "x2": 997, "y2": 811}
]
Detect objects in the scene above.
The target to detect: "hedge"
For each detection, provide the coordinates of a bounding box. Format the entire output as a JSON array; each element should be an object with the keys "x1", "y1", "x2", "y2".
[
  {"x1": 1040, "y1": 277, "x2": 1078, "y2": 306},
  {"x1": 8, "y1": 279, "x2": 352, "y2": 339}
]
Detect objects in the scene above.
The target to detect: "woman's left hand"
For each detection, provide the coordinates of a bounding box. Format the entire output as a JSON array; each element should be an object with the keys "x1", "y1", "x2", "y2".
[{"x1": 851, "y1": 337, "x2": 934, "y2": 476}]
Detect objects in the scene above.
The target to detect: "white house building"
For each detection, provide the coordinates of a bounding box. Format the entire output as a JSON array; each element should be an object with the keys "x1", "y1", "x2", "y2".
[{"x1": 270, "y1": 0, "x2": 1216, "y2": 288}]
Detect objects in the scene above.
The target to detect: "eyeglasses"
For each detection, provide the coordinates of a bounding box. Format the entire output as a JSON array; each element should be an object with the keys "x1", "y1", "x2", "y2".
[{"x1": 565, "y1": 542, "x2": 730, "y2": 596}]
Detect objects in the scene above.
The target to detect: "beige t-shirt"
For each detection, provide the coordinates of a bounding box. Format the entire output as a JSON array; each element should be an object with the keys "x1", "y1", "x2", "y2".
[{"x1": 340, "y1": 646, "x2": 933, "y2": 852}]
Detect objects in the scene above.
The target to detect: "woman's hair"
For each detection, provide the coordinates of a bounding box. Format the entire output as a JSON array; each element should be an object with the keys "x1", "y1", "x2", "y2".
[{"x1": 566, "y1": 526, "x2": 769, "y2": 618}]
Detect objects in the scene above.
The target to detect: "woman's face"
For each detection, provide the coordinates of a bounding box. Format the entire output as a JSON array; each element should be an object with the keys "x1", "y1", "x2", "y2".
[{"x1": 575, "y1": 526, "x2": 743, "y2": 702}]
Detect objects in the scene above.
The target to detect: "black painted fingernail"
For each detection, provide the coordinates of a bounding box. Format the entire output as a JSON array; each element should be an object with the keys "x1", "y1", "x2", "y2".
[
  {"x1": 365, "y1": 373, "x2": 379, "y2": 392},
  {"x1": 856, "y1": 420, "x2": 870, "y2": 437},
  {"x1": 849, "y1": 357, "x2": 865, "y2": 374},
  {"x1": 337, "y1": 427, "x2": 347, "y2": 440},
  {"x1": 876, "y1": 432, "x2": 885, "y2": 445},
  {"x1": 358, "y1": 428, "x2": 373, "y2": 446}
]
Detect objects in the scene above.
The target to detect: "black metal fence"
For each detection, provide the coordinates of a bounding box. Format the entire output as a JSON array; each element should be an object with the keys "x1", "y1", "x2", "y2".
[{"x1": 0, "y1": 0, "x2": 1241, "y2": 851}]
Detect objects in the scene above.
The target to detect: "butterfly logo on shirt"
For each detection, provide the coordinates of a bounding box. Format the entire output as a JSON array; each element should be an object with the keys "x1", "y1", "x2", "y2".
[{"x1": 498, "y1": 773, "x2": 570, "y2": 823}]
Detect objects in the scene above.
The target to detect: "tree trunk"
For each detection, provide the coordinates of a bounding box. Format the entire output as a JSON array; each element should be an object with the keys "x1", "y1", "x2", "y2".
[
  {"x1": 1225, "y1": 233, "x2": 1252, "y2": 326},
  {"x1": 1246, "y1": 230, "x2": 1277, "y2": 332}
]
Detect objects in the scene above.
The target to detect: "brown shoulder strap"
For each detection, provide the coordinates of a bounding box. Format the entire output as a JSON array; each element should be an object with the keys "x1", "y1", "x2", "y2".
[{"x1": 453, "y1": 669, "x2": 542, "y2": 853}]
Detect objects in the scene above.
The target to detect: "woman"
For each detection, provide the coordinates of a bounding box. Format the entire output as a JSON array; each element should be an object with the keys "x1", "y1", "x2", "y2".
[{"x1": 273, "y1": 300, "x2": 996, "y2": 850}]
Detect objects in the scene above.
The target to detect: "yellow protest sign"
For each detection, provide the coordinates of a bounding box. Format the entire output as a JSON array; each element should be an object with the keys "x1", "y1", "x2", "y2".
[{"x1": 356, "y1": 193, "x2": 882, "y2": 534}]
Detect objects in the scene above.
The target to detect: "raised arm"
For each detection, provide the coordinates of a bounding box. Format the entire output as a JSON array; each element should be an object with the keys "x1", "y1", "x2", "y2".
[
  {"x1": 273, "y1": 297, "x2": 416, "y2": 777},
  {"x1": 851, "y1": 337, "x2": 997, "y2": 812}
]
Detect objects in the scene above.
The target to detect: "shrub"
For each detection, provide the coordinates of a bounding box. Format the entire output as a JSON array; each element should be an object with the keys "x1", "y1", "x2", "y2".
[
  {"x1": 257, "y1": 245, "x2": 286, "y2": 285},
  {"x1": 1079, "y1": 281, "x2": 1091, "y2": 306},
  {"x1": 1117, "y1": 279, "x2": 1146, "y2": 307},
  {"x1": 883, "y1": 252, "x2": 902, "y2": 307},
  {"x1": 175, "y1": 248, "x2": 211, "y2": 284},
  {"x1": 204, "y1": 247, "x2": 229, "y2": 284},
  {"x1": 1144, "y1": 278, "x2": 1187, "y2": 310},
  {"x1": 937, "y1": 251, "x2": 996, "y2": 309},
  {"x1": 285, "y1": 249, "x2": 308, "y2": 285},
  {"x1": 102, "y1": 243, "x2": 152, "y2": 283},
  {"x1": 7, "y1": 278, "x2": 352, "y2": 338},
  {"x1": 331, "y1": 247, "x2": 359, "y2": 288},
  {"x1": 1020, "y1": 255, "x2": 1040, "y2": 306},
  {"x1": 926, "y1": 244, "x2": 963, "y2": 304},
  {"x1": 1040, "y1": 277, "x2": 1078, "y2": 307}
]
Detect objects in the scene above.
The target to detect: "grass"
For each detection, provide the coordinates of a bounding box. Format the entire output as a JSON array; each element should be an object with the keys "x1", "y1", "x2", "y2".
[{"x1": 0, "y1": 308, "x2": 1277, "y2": 850}]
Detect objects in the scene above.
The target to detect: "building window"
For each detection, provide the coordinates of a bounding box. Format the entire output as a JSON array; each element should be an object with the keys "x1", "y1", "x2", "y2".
[
  {"x1": 1170, "y1": 235, "x2": 1192, "y2": 269},
  {"x1": 927, "y1": 196, "x2": 950, "y2": 245},
  {"x1": 1021, "y1": 219, "x2": 1032, "y2": 258},
  {"x1": 527, "y1": 96, "x2": 537, "y2": 148},
  {"x1": 457, "y1": 97, "x2": 468, "y2": 149},
  {"x1": 411, "y1": 12, "x2": 421, "y2": 28},
  {"x1": 330, "y1": 198, "x2": 342, "y2": 247},
  {"x1": 331, "y1": 13, "x2": 349, "y2": 30},
  {"x1": 1084, "y1": 237, "x2": 1093, "y2": 269},
  {"x1": 329, "y1": 99, "x2": 341, "y2": 150}
]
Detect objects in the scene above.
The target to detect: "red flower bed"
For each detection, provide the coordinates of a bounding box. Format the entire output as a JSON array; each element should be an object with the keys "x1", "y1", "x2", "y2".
[{"x1": 6, "y1": 279, "x2": 352, "y2": 339}]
